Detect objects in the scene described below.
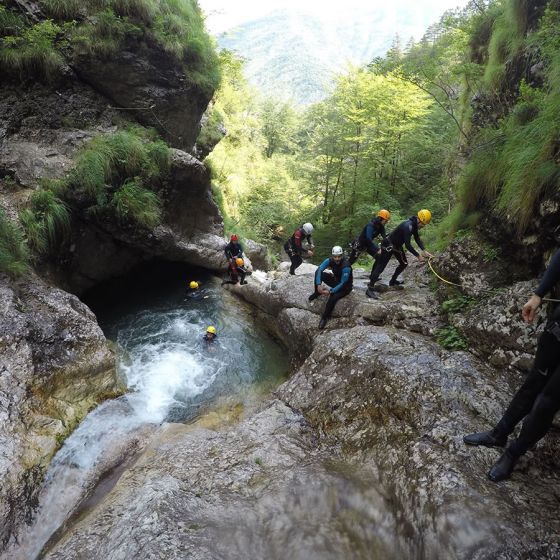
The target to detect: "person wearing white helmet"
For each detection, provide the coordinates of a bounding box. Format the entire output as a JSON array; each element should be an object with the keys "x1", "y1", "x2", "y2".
[
  {"x1": 284, "y1": 222, "x2": 315, "y2": 275},
  {"x1": 308, "y1": 245, "x2": 353, "y2": 329}
]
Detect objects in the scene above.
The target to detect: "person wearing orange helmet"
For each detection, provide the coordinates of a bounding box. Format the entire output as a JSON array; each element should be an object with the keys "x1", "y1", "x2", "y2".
[
  {"x1": 348, "y1": 209, "x2": 391, "y2": 265},
  {"x1": 366, "y1": 209, "x2": 433, "y2": 298},
  {"x1": 223, "y1": 234, "x2": 248, "y2": 285}
]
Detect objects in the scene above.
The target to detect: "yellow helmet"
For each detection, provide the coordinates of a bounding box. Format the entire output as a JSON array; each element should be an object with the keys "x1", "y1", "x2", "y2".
[
  {"x1": 418, "y1": 209, "x2": 432, "y2": 225},
  {"x1": 235, "y1": 257, "x2": 244, "y2": 266},
  {"x1": 377, "y1": 209, "x2": 391, "y2": 220},
  {"x1": 206, "y1": 326, "x2": 216, "y2": 335},
  {"x1": 189, "y1": 281, "x2": 199, "y2": 289}
]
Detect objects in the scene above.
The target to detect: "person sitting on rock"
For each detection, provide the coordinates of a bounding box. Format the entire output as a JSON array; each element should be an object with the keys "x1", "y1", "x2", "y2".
[
  {"x1": 223, "y1": 235, "x2": 247, "y2": 285},
  {"x1": 186, "y1": 280, "x2": 201, "y2": 299},
  {"x1": 284, "y1": 223, "x2": 314, "y2": 275},
  {"x1": 309, "y1": 245, "x2": 353, "y2": 329},
  {"x1": 366, "y1": 209, "x2": 433, "y2": 299},
  {"x1": 223, "y1": 257, "x2": 248, "y2": 286},
  {"x1": 463, "y1": 245, "x2": 560, "y2": 482},
  {"x1": 348, "y1": 209, "x2": 391, "y2": 265}
]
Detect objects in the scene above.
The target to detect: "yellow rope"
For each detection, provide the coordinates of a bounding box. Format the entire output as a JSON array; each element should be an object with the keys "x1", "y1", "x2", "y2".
[
  {"x1": 427, "y1": 258, "x2": 560, "y2": 303},
  {"x1": 427, "y1": 258, "x2": 462, "y2": 287}
]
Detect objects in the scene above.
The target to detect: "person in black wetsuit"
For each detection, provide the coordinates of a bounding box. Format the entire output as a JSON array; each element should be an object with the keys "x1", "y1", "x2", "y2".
[
  {"x1": 186, "y1": 281, "x2": 202, "y2": 299},
  {"x1": 223, "y1": 235, "x2": 247, "y2": 285},
  {"x1": 284, "y1": 223, "x2": 314, "y2": 275},
  {"x1": 308, "y1": 245, "x2": 353, "y2": 329},
  {"x1": 463, "y1": 246, "x2": 560, "y2": 482},
  {"x1": 366, "y1": 209, "x2": 433, "y2": 299},
  {"x1": 348, "y1": 209, "x2": 391, "y2": 265}
]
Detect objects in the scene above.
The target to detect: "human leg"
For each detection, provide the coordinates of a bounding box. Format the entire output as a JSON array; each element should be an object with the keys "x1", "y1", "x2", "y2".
[{"x1": 389, "y1": 249, "x2": 408, "y2": 285}]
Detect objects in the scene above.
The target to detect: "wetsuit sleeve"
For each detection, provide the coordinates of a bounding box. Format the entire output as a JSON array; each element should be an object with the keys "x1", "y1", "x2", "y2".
[
  {"x1": 404, "y1": 229, "x2": 420, "y2": 258},
  {"x1": 380, "y1": 224, "x2": 388, "y2": 239},
  {"x1": 413, "y1": 228, "x2": 425, "y2": 252},
  {"x1": 224, "y1": 243, "x2": 231, "y2": 259},
  {"x1": 535, "y1": 250, "x2": 560, "y2": 297},
  {"x1": 365, "y1": 223, "x2": 379, "y2": 253},
  {"x1": 315, "y1": 259, "x2": 330, "y2": 285},
  {"x1": 331, "y1": 266, "x2": 351, "y2": 293}
]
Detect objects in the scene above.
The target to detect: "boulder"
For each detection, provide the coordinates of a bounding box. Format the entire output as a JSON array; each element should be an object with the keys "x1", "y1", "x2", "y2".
[{"x1": 243, "y1": 239, "x2": 272, "y2": 272}]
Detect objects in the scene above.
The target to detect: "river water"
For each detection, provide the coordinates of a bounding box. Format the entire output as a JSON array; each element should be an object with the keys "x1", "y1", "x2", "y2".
[{"x1": 6, "y1": 262, "x2": 288, "y2": 560}]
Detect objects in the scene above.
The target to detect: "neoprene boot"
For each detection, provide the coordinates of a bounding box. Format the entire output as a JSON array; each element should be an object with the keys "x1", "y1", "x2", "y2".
[
  {"x1": 366, "y1": 286, "x2": 379, "y2": 299},
  {"x1": 389, "y1": 279, "x2": 404, "y2": 286},
  {"x1": 463, "y1": 430, "x2": 507, "y2": 448},
  {"x1": 318, "y1": 317, "x2": 327, "y2": 329},
  {"x1": 289, "y1": 267, "x2": 295, "y2": 275},
  {"x1": 308, "y1": 292, "x2": 320, "y2": 302},
  {"x1": 488, "y1": 449, "x2": 519, "y2": 482}
]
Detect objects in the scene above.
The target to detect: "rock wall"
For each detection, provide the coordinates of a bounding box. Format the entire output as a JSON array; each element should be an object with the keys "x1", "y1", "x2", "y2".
[{"x1": 0, "y1": 272, "x2": 123, "y2": 548}]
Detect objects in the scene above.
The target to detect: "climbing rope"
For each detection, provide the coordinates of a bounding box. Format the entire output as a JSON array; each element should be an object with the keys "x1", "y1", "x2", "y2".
[{"x1": 427, "y1": 257, "x2": 560, "y2": 303}]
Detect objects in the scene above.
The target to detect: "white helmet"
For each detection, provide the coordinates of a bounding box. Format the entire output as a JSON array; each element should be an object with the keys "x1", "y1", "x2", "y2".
[
  {"x1": 332, "y1": 246, "x2": 343, "y2": 256},
  {"x1": 302, "y1": 223, "x2": 313, "y2": 235}
]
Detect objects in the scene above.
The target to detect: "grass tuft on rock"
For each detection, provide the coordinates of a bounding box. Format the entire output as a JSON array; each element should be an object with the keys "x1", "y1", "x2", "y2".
[
  {"x1": 19, "y1": 189, "x2": 71, "y2": 255},
  {"x1": 112, "y1": 179, "x2": 162, "y2": 227},
  {"x1": 0, "y1": 209, "x2": 30, "y2": 277}
]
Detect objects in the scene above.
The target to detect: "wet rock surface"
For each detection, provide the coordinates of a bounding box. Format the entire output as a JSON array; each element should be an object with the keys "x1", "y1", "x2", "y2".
[
  {"x1": 42, "y1": 261, "x2": 560, "y2": 559},
  {"x1": 0, "y1": 273, "x2": 122, "y2": 549}
]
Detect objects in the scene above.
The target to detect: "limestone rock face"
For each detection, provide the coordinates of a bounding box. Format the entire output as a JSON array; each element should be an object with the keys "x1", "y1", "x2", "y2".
[
  {"x1": 431, "y1": 235, "x2": 530, "y2": 297},
  {"x1": 0, "y1": 273, "x2": 122, "y2": 548},
  {"x1": 276, "y1": 326, "x2": 560, "y2": 558},
  {"x1": 449, "y1": 279, "x2": 545, "y2": 371},
  {"x1": 243, "y1": 238, "x2": 272, "y2": 272},
  {"x1": 63, "y1": 149, "x2": 225, "y2": 293},
  {"x1": 71, "y1": 40, "x2": 212, "y2": 152}
]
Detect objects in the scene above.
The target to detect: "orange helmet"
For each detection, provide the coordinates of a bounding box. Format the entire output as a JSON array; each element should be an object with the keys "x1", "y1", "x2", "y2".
[
  {"x1": 235, "y1": 257, "x2": 244, "y2": 266},
  {"x1": 377, "y1": 209, "x2": 391, "y2": 220}
]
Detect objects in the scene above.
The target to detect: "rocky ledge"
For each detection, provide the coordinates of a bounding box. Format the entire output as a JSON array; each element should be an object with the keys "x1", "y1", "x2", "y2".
[
  {"x1": 42, "y1": 262, "x2": 560, "y2": 559},
  {"x1": 0, "y1": 272, "x2": 123, "y2": 548}
]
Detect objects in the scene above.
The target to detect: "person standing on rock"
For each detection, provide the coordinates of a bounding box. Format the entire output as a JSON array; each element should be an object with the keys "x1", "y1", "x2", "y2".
[
  {"x1": 284, "y1": 223, "x2": 314, "y2": 275},
  {"x1": 366, "y1": 209, "x2": 433, "y2": 299},
  {"x1": 309, "y1": 245, "x2": 353, "y2": 329},
  {"x1": 348, "y1": 209, "x2": 391, "y2": 265},
  {"x1": 223, "y1": 235, "x2": 247, "y2": 285},
  {"x1": 463, "y1": 247, "x2": 560, "y2": 482}
]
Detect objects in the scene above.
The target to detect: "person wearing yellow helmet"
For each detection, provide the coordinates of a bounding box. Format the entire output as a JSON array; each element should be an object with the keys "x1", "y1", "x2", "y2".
[
  {"x1": 186, "y1": 280, "x2": 201, "y2": 299},
  {"x1": 203, "y1": 325, "x2": 217, "y2": 345},
  {"x1": 366, "y1": 210, "x2": 434, "y2": 298},
  {"x1": 349, "y1": 209, "x2": 391, "y2": 265}
]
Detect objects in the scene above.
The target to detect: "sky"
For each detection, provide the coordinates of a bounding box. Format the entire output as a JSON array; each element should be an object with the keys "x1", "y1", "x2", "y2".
[{"x1": 198, "y1": 0, "x2": 471, "y2": 36}]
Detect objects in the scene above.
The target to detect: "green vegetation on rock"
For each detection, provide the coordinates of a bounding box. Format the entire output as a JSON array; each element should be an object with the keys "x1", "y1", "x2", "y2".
[
  {"x1": 0, "y1": 208, "x2": 30, "y2": 277},
  {"x1": 0, "y1": 0, "x2": 220, "y2": 93},
  {"x1": 20, "y1": 188, "x2": 71, "y2": 255}
]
